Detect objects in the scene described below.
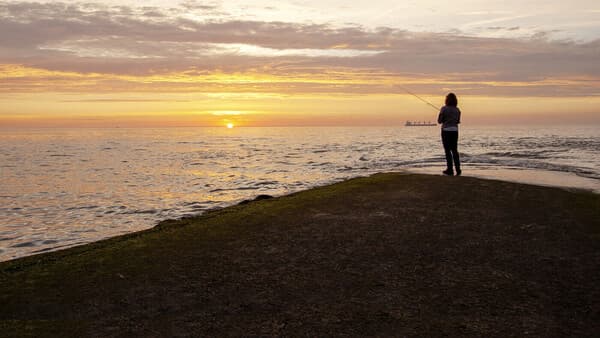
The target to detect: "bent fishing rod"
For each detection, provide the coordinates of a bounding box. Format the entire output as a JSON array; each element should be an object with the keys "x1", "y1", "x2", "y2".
[{"x1": 395, "y1": 84, "x2": 440, "y2": 112}]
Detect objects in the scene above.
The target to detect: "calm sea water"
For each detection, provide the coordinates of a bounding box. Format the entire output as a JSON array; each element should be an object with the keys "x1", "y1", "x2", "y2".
[{"x1": 1, "y1": 126, "x2": 599, "y2": 261}]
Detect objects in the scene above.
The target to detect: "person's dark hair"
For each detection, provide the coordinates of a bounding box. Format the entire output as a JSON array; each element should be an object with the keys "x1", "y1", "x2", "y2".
[{"x1": 445, "y1": 93, "x2": 458, "y2": 107}]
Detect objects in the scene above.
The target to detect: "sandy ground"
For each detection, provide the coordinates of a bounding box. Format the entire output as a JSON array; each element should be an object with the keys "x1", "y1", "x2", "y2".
[{"x1": 1, "y1": 173, "x2": 599, "y2": 336}]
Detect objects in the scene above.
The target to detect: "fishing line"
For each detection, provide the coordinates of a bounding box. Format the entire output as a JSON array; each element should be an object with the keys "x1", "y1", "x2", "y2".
[{"x1": 395, "y1": 84, "x2": 440, "y2": 112}]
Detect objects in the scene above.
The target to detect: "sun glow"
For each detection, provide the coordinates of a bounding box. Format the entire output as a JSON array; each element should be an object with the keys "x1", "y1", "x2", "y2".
[{"x1": 226, "y1": 123, "x2": 234, "y2": 129}]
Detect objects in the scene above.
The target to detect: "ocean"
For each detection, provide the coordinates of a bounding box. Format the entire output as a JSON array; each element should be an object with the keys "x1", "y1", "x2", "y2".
[{"x1": 1, "y1": 126, "x2": 599, "y2": 261}]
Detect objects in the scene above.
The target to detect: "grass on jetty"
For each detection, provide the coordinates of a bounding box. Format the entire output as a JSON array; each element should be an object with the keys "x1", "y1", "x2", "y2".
[{"x1": 1, "y1": 173, "x2": 599, "y2": 336}]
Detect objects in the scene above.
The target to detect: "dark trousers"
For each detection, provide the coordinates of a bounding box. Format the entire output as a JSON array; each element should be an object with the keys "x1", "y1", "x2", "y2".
[{"x1": 441, "y1": 130, "x2": 460, "y2": 172}]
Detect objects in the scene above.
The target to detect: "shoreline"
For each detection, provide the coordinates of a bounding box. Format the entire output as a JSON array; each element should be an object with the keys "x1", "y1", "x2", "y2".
[
  {"x1": 2, "y1": 125, "x2": 598, "y2": 262},
  {"x1": 406, "y1": 166, "x2": 600, "y2": 194},
  {"x1": 2, "y1": 168, "x2": 598, "y2": 263},
  {"x1": 1, "y1": 173, "x2": 599, "y2": 335}
]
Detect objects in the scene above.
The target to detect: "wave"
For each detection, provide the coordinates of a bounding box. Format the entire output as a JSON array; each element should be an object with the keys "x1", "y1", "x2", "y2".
[
  {"x1": 481, "y1": 150, "x2": 558, "y2": 159},
  {"x1": 210, "y1": 187, "x2": 259, "y2": 193}
]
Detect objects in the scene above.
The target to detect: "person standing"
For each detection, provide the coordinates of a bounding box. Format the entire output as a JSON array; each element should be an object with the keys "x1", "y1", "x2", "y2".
[{"x1": 438, "y1": 93, "x2": 461, "y2": 176}]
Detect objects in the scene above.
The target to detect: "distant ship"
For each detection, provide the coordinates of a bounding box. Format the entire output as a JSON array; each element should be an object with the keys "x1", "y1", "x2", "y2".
[{"x1": 405, "y1": 121, "x2": 437, "y2": 127}]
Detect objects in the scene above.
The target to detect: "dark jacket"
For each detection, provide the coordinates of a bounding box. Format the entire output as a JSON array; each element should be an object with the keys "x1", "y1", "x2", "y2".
[{"x1": 438, "y1": 106, "x2": 461, "y2": 130}]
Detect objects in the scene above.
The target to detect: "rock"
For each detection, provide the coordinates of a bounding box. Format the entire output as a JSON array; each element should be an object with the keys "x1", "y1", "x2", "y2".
[{"x1": 238, "y1": 194, "x2": 274, "y2": 205}]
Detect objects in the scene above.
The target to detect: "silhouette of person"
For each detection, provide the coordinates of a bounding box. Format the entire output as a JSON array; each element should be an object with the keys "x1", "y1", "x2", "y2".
[{"x1": 438, "y1": 93, "x2": 461, "y2": 176}]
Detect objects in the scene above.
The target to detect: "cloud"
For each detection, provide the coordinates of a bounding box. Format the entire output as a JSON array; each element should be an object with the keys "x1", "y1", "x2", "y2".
[
  {"x1": 487, "y1": 26, "x2": 520, "y2": 31},
  {"x1": 460, "y1": 14, "x2": 534, "y2": 29},
  {"x1": 179, "y1": 1, "x2": 220, "y2": 12},
  {"x1": 0, "y1": 1, "x2": 599, "y2": 97},
  {"x1": 59, "y1": 98, "x2": 192, "y2": 103}
]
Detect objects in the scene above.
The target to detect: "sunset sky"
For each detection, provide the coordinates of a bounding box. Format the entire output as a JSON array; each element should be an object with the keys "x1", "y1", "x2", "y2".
[{"x1": 1, "y1": 0, "x2": 599, "y2": 127}]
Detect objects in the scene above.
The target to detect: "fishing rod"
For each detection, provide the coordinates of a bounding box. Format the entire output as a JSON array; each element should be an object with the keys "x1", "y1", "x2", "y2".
[{"x1": 395, "y1": 84, "x2": 440, "y2": 112}]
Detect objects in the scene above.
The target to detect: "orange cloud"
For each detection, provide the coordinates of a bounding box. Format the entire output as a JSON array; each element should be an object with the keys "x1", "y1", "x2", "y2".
[{"x1": 2, "y1": 64, "x2": 599, "y2": 98}]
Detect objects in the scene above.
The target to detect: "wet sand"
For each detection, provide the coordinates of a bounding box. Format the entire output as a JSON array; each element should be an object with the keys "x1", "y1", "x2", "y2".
[
  {"x1": 1, "y1": 173, "x2": 599, "y2": 336},
  {"x1": 410, "y1": 166, "x2": 600, "y2": 193}
]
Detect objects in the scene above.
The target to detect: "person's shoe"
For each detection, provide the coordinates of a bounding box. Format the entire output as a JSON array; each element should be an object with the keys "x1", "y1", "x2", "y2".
[
  {"x1": 443, "y1": 170, "x2": 454, "y2": 176},
  {"x1": 456, "y1": 169, "x2": 462, "y2": 176}
]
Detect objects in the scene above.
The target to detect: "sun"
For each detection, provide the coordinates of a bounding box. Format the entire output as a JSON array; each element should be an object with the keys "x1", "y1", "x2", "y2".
[{"x1": 226, "y1": 123, "x2": 234, "y2": 129}]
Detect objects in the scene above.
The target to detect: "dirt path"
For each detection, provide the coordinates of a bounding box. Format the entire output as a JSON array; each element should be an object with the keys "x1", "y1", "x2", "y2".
[{"x1": 1, "y1": 173, "x2": 599, "y2": 336}]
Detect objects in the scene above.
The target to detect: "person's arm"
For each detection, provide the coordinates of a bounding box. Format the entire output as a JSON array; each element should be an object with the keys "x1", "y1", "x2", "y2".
[
  {"x1": 437, "y1": 107, "x2": 444, "y2": 124},
  {"x1": 457, "y1": 108, "x2": 461, "y2": 124}
]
